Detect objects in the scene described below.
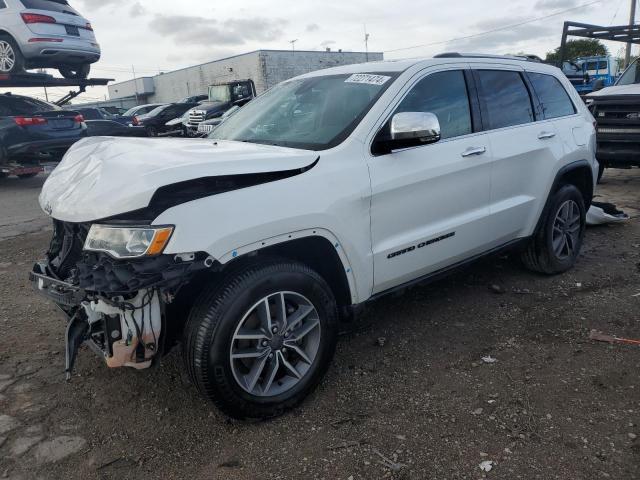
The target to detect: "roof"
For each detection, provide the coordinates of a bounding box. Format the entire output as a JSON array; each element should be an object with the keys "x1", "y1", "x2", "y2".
[{"x1": 295, "y1": 54, "x2": 561, "y2": 78}]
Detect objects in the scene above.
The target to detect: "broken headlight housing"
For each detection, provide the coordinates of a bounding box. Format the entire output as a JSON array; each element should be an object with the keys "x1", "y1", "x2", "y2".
[{"x1": 84, "y1": 225, "x2": 174, "y2": 259}]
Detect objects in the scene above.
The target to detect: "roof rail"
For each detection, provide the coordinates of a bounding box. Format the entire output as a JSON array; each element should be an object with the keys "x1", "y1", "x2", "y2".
[{"x1": 434, "y1": 52, "x2": 543, "y2": 62}]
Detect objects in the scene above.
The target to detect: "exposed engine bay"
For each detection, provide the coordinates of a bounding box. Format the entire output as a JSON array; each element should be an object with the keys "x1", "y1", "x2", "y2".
[{"x1": 30, "y1": 220, "x2": 210, "y2": 378}]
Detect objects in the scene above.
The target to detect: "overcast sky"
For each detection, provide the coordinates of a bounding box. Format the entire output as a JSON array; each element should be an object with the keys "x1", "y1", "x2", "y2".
[{"x1": 19, "y1": 0, "x2": 636, "y2": 102}]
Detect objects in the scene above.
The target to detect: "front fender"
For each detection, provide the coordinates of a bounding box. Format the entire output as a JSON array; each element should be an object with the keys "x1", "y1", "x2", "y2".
[{"x1": 215, "y1": 228, "x2": 358, "y2": 304}]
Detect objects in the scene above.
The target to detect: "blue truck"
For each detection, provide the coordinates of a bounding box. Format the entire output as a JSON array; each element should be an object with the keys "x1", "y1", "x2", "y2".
[{"x1": 563, "y1": 56, "x2": 621, "y2": 95}]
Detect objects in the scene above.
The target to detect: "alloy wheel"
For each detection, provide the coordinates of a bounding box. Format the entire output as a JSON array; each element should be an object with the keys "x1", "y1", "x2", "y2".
[
  {"x1": 230, "y1": 291, "x2": 322, "y2": 397},
  {"x1": 0, "y1": 41, "x2": 16, "y2": 73},
  {"x1": 552, "y1": 199, "x2": 581, "y2": 259}
]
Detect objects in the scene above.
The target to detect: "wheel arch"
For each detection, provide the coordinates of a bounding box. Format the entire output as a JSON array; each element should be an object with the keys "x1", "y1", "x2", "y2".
[
  {"x1": 534, "y1": 160, "x2": 594, "y2": 235},
  {"x1": 217, "y1": 230, "x2": 357, "y2": 309},
  {"x1": 0, "y1": 29, "x2": 22, "y2": 53},
  {"x1": 165, "y1": 232, "x2": 356, "y2": 350}
]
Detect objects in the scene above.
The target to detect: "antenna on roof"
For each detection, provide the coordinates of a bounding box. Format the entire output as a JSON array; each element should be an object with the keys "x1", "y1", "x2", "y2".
[
  {"x1": 289, "y1": 39, "x2": 298, "y2": 53},
  {"x1": 364, "y1": 25, "x2": 370, "y2": 62}
]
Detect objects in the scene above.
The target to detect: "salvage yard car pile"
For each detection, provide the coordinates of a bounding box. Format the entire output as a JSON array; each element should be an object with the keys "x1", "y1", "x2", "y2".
[{"x1": 31, "y1": 54, "x2": 599, "y2": 419}]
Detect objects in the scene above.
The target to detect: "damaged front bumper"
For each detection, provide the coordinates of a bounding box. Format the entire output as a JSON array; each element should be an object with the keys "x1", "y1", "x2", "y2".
[{"x1": 30, "y1": 248, "x2": 212, "y2": 379}]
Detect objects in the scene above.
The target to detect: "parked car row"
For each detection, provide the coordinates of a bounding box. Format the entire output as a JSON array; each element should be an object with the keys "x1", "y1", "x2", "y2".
[{"x1": 0, "y1": 92, "x2": 152, "y2": 171}]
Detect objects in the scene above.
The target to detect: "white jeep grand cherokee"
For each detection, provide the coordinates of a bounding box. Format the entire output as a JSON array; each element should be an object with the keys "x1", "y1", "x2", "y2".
[{"x1": 32, "y1": 54, "x2": 597, "y2": 419}]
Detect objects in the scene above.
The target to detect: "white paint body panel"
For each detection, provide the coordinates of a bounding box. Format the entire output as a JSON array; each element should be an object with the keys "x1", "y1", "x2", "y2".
[{"x1": 40, "y1": 57, "x2": 597, "y2": 305}]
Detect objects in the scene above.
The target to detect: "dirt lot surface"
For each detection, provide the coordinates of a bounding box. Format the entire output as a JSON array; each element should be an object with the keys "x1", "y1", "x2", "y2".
[
  {"x1": 0, "y1": 175, "x2": 50, "y2": 241},
  {"x1": 0, "y1": 170, "x2": 639, "y2": 480}
]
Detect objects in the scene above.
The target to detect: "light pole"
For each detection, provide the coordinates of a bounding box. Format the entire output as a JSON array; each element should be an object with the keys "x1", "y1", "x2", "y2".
[
  {"x1": 625, "y1": 0, "x2": 637, "y2": 68},
  {"x1": 364, "y1": 25, "x2": 370, "y2": 62}
]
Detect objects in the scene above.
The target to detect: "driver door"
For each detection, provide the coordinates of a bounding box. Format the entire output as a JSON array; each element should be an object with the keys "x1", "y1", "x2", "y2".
[{"x1": 367, "y1": 67, "x2": 495, "y2": 294}]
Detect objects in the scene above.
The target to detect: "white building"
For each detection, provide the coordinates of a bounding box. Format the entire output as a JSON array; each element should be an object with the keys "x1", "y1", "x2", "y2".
[{"x1": 107, "y1": 49, "x2": 383, "y2": 108}]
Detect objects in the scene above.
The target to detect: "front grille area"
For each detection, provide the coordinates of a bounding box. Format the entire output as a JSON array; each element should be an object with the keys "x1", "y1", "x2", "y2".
[
  {"x1": 188, "y1": 110, "x2": 206, "y2": 126},
  {"x1": 593, "y1": 99, "x2": 640, "y2": 128},
  {"x1": 47, "y1": 220, "x2": 91, "y2": 283}
]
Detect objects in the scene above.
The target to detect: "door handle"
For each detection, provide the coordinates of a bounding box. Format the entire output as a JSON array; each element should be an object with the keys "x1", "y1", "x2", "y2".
[
  {"x1": 538, "y1": 131, "x2": 556, "y2": 139},
  {"x1": 461, "y1": 146, "x2": 486, "y2": 157}
]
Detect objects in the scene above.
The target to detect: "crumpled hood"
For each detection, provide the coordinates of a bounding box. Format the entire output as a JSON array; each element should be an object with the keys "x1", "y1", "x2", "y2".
[
  {"x1": 587, "y1": 83, "x2": 640, "y2": 97},
  {"x1": 40, "y1": 137, "x2": 318, "y2": 222}
]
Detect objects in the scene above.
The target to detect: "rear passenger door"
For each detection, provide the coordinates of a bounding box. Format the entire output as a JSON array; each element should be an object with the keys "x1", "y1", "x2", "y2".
[
  {"x1": 368, "y1": 66, "x2": 496, "y2": 294},
  {"x1": 471, "y1": 65, "x2": 564, "y2": 242}
]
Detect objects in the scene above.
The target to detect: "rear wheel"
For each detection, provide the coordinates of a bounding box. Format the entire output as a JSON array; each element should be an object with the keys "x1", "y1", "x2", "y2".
[
  {"x1": 59, "y1": 64, "x2": 90, "y2": 79},
  {"x1": 0, "y1": 35, "x2": 24, "y2": 74},
  {"x1": 521, "y1": 184, "x2": 586, "y2": 274},
  {"x1": 183, "y1": 260, "x2": 338, "y2": 419}
]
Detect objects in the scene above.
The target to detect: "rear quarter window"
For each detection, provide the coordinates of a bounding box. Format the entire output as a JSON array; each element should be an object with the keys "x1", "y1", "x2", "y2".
[{"x1": 527, "y1": 72, "x2": 576, "y2": 120}]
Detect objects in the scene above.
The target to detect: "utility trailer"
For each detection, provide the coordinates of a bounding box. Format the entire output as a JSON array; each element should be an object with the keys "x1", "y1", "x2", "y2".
[{"x1": 0, "y1": 71, "x2": 112, "y2": 176}]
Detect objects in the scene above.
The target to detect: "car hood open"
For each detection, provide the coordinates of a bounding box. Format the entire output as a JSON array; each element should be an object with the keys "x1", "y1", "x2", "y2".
[{"x1": 40, "y1": 137, "x2": 318, "y2": 223}]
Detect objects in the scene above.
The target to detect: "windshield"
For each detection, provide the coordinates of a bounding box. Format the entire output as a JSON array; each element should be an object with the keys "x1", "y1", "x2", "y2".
[
  {"x1": 211, "y1": 73, "x2": 397, "y2": 150},
  {"x1": 616, "y1": 59, "x2": 640, "y2": 86},
  {"x1": 208, "y1": 85, "x2": 231, "y2": 103}
]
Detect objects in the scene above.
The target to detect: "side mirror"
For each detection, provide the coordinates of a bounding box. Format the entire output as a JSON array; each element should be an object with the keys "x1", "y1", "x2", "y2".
[
  {"x1": 391, "y1": 112, "x2": 441, "y2": 144},
  {"x1": 593, "y1": 79, "x2": 605, "y2": 92}
]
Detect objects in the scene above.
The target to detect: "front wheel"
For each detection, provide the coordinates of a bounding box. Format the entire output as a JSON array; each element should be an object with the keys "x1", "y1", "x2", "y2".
[
  {"x1": 146, "y1": 126, "x2": 158, "y2": 137},
  {"x1": 59, "y1": 64, "x2": 90, "y2": 79},
  {"x1": 521, "y1": 184, "x2": 586, "y2": 274},
  {"x1": 183, "y1": 260, "x2": 338, "y2": 419}
]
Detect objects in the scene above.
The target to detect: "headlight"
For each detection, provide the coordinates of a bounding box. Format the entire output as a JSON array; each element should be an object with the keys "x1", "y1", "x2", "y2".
[{"x1": 84, "y1": 225, "x2": 174, "y2": 259}]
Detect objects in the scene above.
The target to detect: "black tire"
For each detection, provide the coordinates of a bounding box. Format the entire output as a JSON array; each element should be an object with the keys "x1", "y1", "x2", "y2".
[
  {"x1": 597, "y1": 163, "x2": 605, "y2": 184},
  {"x1": 521, "y1": 184, "x2": 586, "y2": 274},
  {"x1": 183, "y1": 260, "x2": 338, "y2": 419},
  {"x1": 59, "y1": 64, "x2": 90, "y2": 79},
  {"x1": 146, "y1": 126, "x2": 158, "y2": 137},
  {"x1": 17, "y1": 172, "x2": 38, "y2": 179},
  {"x1": 0, "y1": 34, "x2": 24, "y2": 74}
]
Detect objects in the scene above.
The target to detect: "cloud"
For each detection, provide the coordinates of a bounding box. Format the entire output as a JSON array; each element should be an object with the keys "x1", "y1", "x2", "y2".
[
  {"x1": 129, "y1": 2, "x2": 146, "y2": 18},
  {"x1": 149, "y1": 15, "x2": 287, "y2": 47},
  {"x1": 534, "y1": 0, "x2": 578, "y2": 10},
  {"x1": 306, "y1": 23, "x2": 320, "y2": 32},
  {"x1": 320, "y1": 40, "x2": 336, "y2": 47},
  {"x1": 76, "y1": 0, "x2": 123, "y2": 9},
  {"x1": 446, "y1": 17, "x2": 558, "y2": 53}
]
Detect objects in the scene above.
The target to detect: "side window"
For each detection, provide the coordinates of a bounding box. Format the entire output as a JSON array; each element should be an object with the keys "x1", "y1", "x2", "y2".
[
  {"x1": 394, "y1": 70, "x2": 472, "y2": 139},
  {"x1": 475, "y1": 70, "x2": 534, "y2": 130},
  {"x1": 528, "y1": 72, "x2": 576, "y2": 119},
  {"x1": 0, "y1": 1, "x2": 7, "y2": 9}
]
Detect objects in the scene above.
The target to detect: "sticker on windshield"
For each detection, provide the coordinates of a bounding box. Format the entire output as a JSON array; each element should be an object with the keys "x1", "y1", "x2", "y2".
[{"x1": 344, "y1": 74, "x2": 391, "y2": 86}]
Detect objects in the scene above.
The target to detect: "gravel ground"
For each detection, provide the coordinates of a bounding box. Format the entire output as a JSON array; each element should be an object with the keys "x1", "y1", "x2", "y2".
[{"x1": 0, "y1": 169, "x2": 639, "y2": 480}]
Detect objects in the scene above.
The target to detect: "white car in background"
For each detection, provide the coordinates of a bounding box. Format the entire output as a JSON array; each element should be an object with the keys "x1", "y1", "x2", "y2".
[
  {"x1": 0, "y1": 0, "x2": 100, "y2": 79},
  {"x1": 33, "y1": 54, "x2": 597, "y2": 419}
]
